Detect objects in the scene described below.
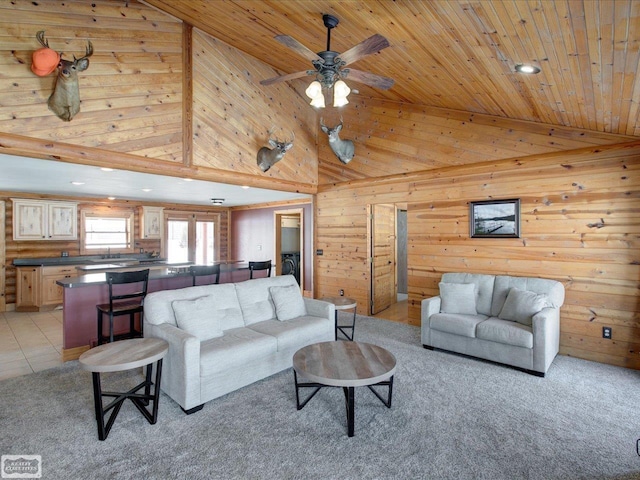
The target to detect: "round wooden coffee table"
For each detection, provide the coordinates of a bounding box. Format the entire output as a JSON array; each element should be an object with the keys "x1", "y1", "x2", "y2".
[
  {"x1": 79, "y1": 337, "x2": 168, "y2": 440},
  {"x1": 292, "y1": 341, "x2": 396, "y2": 437},
  {"x1": 321, "y1": 296, "x2": 357, "y2": 340}
]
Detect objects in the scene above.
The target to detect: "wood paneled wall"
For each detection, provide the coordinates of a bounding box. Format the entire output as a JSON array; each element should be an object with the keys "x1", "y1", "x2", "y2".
[
  {"x1": 317, "y1": 99, "x2": 637, "y2": 184},
  {"x1": 1, "y1": 0, "x2": 319, "y2": 193},
  {"x1": 2, "y1": 193, "x2": 229, "y2": 306},
  {"x1": 315, "y1": 141, "x2": 640, "y2": 369}
]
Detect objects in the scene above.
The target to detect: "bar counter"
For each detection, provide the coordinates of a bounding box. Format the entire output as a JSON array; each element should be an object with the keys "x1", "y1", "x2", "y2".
[{"x1": 56, "y1": 262, "x2": 262, "y2": 360}]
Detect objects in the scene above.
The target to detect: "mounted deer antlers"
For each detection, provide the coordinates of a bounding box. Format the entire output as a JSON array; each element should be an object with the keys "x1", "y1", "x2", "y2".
[
  {"x1": 256, "y1": 128, "x2": 295, "y2": 172},
  {"x1": 33, "y1": 31, "x2": 93, "y2": 121}
]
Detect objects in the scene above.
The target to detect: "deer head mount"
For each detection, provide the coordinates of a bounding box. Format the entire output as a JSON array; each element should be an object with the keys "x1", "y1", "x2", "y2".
[
  {"x1": 256, "y1": 128, "x2": 294, "y2": 172},
  {"x1": 320, "y1": 117, "x2": 355, "y2": 164},
  {"x1": 34, "y1": 31, "x2": 93, "y2": 122}
]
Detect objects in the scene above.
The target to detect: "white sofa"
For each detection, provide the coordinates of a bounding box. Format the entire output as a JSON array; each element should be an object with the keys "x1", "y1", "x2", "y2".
[
  {"x1": 144, "y1": 275, "x2": 334, "y2": 413},
  {"x1": 421, "y1": 273, "x2": 565, "y2": 376}
]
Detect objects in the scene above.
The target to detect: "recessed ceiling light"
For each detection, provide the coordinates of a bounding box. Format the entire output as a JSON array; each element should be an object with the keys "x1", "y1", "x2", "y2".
[
  {"x1": 183, "y1": 178, "x2": 194, "y2": 182},
  {"x1": 241, "y1": 185, "x2": 250, "y2": 189},
  {"x1": 107, "y1": 196, "x2": 116, "y2": 200},
  {"x1": 142, "y1": 188, "x2": 152, "y2": 192},
  {"x1": 71, "y1": 181, "x2": 85, "y2": 186},
  {"x1": 101, "y1": 167, "x2": 114, "y2": 172},
  {"x1": 515, "y1": 64, "x2": 541, "y2": 74}
]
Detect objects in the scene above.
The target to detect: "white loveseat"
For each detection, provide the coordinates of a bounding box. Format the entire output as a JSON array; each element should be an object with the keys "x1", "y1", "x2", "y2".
[
  {"x1": 421, "y1": 273, "x2": 565, "y2": 376},
  {"x1": 144, "y1": 275, "x2": 334, "y2": 413}
]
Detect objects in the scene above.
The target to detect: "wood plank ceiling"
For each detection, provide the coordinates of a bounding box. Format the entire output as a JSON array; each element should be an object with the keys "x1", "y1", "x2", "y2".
[{"x1": 143, "y1": 0, "x2": 640, "y2": 138}]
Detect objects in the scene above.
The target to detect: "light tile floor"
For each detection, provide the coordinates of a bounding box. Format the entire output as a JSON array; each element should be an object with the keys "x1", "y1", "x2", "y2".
[{"x1": 0, "y1": 309, "x2": 64, "y2": 381}]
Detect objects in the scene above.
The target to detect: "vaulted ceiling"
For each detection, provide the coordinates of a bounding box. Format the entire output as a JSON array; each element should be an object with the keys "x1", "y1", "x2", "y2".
[{"x1": 144, "y1": 0, "x2": 640, "y2": 137}]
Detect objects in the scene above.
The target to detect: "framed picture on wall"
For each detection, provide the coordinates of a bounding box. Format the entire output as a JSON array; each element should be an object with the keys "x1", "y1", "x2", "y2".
[{"x1": 470, "y1": 199, "x2": 520, "y2": 238}]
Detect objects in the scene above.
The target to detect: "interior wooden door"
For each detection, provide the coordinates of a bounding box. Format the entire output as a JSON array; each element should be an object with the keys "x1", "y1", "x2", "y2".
[{"x1": 370, "y1": 204, "x2": 396, "y2": 315}]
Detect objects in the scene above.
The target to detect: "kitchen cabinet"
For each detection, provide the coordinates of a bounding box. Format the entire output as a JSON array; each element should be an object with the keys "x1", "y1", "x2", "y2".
[
  {"x1": 15, "y1": 267, "x2": 40, "y2": 311},
  {"x1": 12, "y1": 199, "x2": 77, "y2": 241},
  {"x1": 16, "y1": 265, "x2": 79, "y2": 311},
  {"x1": 140, "y1": 206, "x2": 164, "y2": 239},
  {"x1": 41, "y1": 265, "x2": 76, "y2": 306}
]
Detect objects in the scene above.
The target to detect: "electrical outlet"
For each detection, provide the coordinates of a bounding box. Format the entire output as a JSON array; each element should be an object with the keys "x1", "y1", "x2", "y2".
[
  {"x1": 339, "y1": 289, "x2": 344, "y2": 296},
  {"x1": 603, "y1": 326, "x2": 612, "y2": 339}
]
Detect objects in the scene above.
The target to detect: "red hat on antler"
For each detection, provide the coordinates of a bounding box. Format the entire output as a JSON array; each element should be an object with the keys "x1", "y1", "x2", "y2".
[{"x1": 31, "y1": 47, "x2": 60, "y2": 76}]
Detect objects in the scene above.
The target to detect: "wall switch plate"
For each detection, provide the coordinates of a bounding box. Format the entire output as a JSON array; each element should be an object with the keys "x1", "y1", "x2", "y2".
[
  {"x1": 339, "y1": 289, "x2": 344, "y2": 296},
  {"x1": 603, "y1": 326, "x2": 612, "y2": 339}
]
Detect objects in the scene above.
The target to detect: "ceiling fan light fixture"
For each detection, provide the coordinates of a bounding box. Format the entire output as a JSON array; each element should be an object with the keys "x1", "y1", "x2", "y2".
[
  {"x1": 211, "y1": 198, "x2": 225, "y2": 206},
  {"x1": 515, "y1": 64, "x2": 541, "y2": 74},
  {"x1": 305, "y1": 80, "x2": 325, "y2": 108},
  {"x1": 333, "y1": 80, "x2": 350, "y2": 107}
]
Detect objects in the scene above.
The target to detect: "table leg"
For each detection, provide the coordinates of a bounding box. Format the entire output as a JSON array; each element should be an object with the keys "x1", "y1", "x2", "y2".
[{"x1": 343, "y1": 386, "x2": 355, "y2": 437}]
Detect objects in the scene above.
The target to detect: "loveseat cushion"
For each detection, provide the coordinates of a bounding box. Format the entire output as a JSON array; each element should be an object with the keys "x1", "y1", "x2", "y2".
[
  {"x1": 171, "y1": 295, "x2": 224, "y2": 341},
  {"x1": 199, "y1": 327, "x2": 277, "y2": 376},
  {"x1": 498, "y1": 287, "x2": 550, "y2": 326},
  {"x1": 235, "y1": 276, "x2": 301, "y2": 325},
  {"x1": 441, "y1": 273, "x2": 495, "y2": 316},
  {"x1": 476, "y1": 318, "x2": 533, "y2": 349},
  {"x1": 270, "y1": 284, "x2": 306, "y2": 321},
  {"x1": 429, "y1": 312, "x2": 488, "y2": 338},
  {"x1": 491, "y1": 275, "x2": 565, "y2": 317},
  {"x1": 439, "y1": 282, "x2": 477, "y2": 315}
]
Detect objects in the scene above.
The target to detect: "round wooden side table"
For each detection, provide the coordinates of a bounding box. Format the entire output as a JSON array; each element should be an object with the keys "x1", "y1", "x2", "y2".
[
  {"x1": 79, "y1": 337, "x2": 168, "y2": 440},
  {"x1": 321, "y1": 296, "x2": 357, "y2": 341}
]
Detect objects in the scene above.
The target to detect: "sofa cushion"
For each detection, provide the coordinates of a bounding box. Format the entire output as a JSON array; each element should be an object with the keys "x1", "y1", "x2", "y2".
[
  {"x1": 429, "y1": 312, "x2": 487, "y2": 338},
  {"x1": 491, "y1": 275, "x2": 565, "y2": 317},
  {"x1": 439, "y1": 282, "x2": 477, "y2": 315},
  {"x1": 441, "y1": 273, "x2": 495, "y2": 316},
  {"x1": 270, "y1": 284, "x2": 306, "y2": 321},
  {"x1": 171, "y1": 296, "x2": 224, "y2": 341},
  {"x1": 498, "y1": 288, "x2": 550, "y2": 326},
  {"x1": 476, "y1": 318, "x2": 533, "y2": 349},
  {"x1": 199, "y1": 327, "x2": 277, "y2": 376},
  {"x1": 248, "y1": 316, "x2": 331, "y2": 351}
]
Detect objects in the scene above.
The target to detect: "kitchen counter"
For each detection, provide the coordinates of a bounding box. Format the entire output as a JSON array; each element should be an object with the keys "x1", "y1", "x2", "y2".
[
  {"x1": 13, "y1": 255, "x2": 166, "y2": 267},
  {"x1": 56, "y1": 261, "x2": 266, "y2": 359}
]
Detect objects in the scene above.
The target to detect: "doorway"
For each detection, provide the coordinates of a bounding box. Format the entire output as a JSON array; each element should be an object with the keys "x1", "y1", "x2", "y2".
[
  {"x1": 274, "y1": 208, "x2": 304, "y2": 290},
  {"x1": 368, "y1": 203, "x2": 408, "y2": 317}
]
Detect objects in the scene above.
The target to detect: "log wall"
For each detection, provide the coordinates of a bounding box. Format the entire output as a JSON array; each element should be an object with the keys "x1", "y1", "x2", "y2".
[{"x1": 316, "y1": 141, "x2": 640, "y2": 369}]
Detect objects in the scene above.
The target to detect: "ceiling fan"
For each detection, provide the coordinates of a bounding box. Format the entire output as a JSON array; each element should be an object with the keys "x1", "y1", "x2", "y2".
[{"x1": 260, "y1": 14, "x2": 394, "y2": 106}]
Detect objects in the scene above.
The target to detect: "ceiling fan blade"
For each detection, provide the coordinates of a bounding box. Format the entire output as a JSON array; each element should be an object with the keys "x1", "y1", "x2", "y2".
[
  {"x1": 274, "y1": 35, "x2": 324, "y2": 63},
  {"x1": 260, "y1": 70, "x2": 311, "y2": 86},
  {"x1": 338, "y1": 34, "x2": 390, "y2": 66},
  {"x1": 344, "y1": 69, "x2": 395, "y2": 90}
]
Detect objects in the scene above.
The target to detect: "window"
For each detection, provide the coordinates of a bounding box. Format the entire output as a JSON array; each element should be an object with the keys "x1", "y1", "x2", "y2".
[
  {"x1": 80, "y1": 208, "x2": 134, "y2": 254},
  {"x1": 165, "y1": 212, "x2": 220, "y2": 264}
]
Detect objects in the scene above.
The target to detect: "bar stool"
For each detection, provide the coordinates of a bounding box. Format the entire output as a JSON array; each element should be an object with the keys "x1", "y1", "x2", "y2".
[
  {"x1": 96, "y1": 269, "x2": 149, "y2": 345},
  {"x1": 249, "y1": 260, "x2": 272, "y2": 279},
  {"x1": 189, "y1": 264, "x2": 221, "y2": 286}
]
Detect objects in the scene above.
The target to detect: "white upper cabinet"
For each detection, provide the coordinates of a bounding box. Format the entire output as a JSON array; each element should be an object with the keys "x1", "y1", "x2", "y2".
[{"x1": 12, "y1": 199, "x2": 77, "y2": 241}]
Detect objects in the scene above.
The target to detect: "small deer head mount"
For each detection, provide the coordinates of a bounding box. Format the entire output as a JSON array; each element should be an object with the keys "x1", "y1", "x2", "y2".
[
  {"x1": 320, "y1": 117, "x2": 355, "y2": 164},
  {"x1": 34, "y1": 31, "x2": 93, "y2": 122},
  {"x1": 256, "y1": 128, "x2": 294, "y2": 172}
]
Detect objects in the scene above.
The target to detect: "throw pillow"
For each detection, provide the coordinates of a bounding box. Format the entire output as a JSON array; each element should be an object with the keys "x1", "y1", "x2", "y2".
[
  {"x1": 498, "y1": 288, "x2": 550, "y2": 326},
  {"x1": 439, "y1": 282, "x2": 477, "y2": 315},
  {"x1": 269, "y1": 285, "x2": 306, "y2": 321},
  {"x1": 171, "y1": 296, "x2": 224, "y2": 341}
]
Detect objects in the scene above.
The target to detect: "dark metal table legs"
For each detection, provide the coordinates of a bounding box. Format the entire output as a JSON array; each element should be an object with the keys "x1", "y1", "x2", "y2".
[
  {"x1": 91, "y1": 359, "x2": 163, "y2": 440},
  {"x1": 294, "y1": 371, "x2": 394, "y2": 437},
  {"x1": 335, "y1": 309, "x2": 356, "y2": 341}
]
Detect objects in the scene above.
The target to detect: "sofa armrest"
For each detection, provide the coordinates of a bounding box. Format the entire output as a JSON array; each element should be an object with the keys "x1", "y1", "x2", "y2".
[
  {"x1": 421, "y1": 296, "x2": 441, "y2": 346},
  {"x1": 304, "y1": 298, "x2": 335, "y2": 322},
  {"x1": 144, "y1": 322, "x2": 201, "y2": 410},
  {"x1": 531, "y1": 307, "x2": 560, "y2": 373}
]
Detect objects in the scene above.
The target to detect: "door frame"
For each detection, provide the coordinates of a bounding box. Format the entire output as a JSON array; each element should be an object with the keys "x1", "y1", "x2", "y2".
[
  {"x1": 0, "y1": 200, "x2": 5, "y2": 311},
  {"x1": 274, "y1": 208, "x2": 304, "y2": 291}
]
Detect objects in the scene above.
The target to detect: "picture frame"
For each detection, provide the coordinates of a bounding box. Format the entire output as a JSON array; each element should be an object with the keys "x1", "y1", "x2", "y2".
[{"x1": 469, "y1": 199, "x2": 520, "y2": 238}]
